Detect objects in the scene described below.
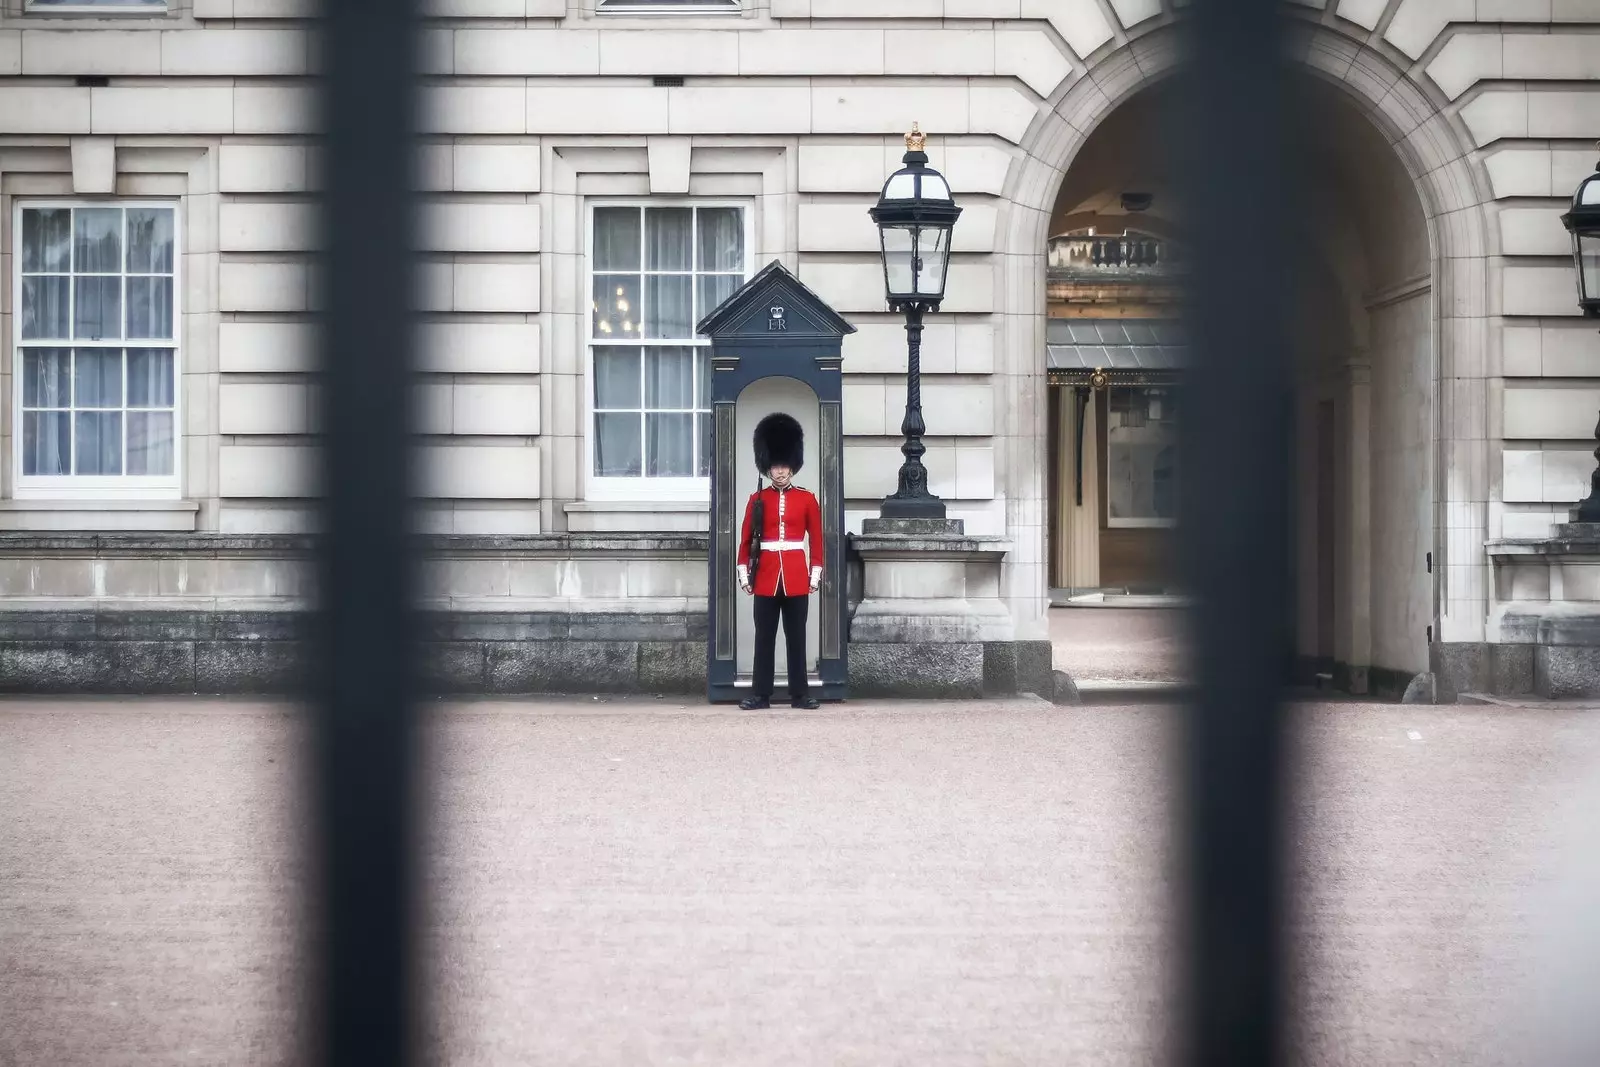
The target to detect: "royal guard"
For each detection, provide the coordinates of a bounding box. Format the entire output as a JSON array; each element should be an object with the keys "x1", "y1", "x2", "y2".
[{"x1": 737, "y1": 413, "x2": 823, "y2": 710}]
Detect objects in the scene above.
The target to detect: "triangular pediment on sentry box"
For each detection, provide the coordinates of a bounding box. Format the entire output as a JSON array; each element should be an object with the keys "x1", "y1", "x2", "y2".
[{"x1": 695, "y1": 259, "x2": 858, "y2": 342}]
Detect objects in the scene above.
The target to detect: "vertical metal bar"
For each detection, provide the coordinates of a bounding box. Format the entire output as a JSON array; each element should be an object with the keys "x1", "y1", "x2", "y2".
[
  {"x1": 310, "y1": 0, "x2": 421, "y2": 1061},
  {"x1": 1171, "y1": 1, "x2": 1294, "y2": 1065}
]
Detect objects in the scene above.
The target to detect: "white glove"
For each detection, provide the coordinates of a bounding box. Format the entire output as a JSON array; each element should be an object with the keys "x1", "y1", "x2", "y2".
[
  {"x1": 810, "y1": 567, "x2": 822, "y2": 593},
  {"x1": 737, "y1": 564, "x2": 751, "y2": 593}
]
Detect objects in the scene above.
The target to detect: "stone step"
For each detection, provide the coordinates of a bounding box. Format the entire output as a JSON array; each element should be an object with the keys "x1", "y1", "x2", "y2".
[{"x1": 1062, "y1": 677, "x2": 1195, "y2": 706}]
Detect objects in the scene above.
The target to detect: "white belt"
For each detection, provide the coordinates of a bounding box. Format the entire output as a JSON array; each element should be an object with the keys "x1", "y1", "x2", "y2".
[{"x1": 761, "y1": 540, "x2": 806, "y2": 550}]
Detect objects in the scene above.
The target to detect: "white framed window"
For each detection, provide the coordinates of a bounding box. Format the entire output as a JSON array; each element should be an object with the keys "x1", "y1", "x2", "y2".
[
  {"x1": 1106, "y1": 386, "x2": 1178, "y2": 528},
  {"x1": 598, "y1": 0, "x2": 738, "y2": 12},
  {"x1": 25, "y1": 0, "x2": 166, "y2": 12},
  {"x1": 13, "y1": 202, "x2": 181, "y2": 498},
  {"x1": 586, "y1": 201, "x2": 750, "y2": 501}
]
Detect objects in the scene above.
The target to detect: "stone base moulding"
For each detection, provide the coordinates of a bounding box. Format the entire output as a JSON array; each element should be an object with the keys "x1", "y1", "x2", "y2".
[
  {"x1": 1485, "y1": 523, "x2": 1600, "y2": 700},
  {"x1": 0, "y1": 531, "x2": 1054, "y2": 698},
  {"x1": 844, "y1": 517, "x2": 1056, "y2": 701}
]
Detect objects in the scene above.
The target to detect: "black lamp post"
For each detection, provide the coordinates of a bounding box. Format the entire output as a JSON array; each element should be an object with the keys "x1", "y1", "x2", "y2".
[
  {"x1": 1561, "y1": 146, "x2": 1600, "y2": 521},
  {"x1": 870, "y1": 123, "x2": 962, "y2": 519}
]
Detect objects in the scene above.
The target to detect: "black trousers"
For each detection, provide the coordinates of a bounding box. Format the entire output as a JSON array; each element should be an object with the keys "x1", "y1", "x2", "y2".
[{"x1": 752, "y1": 591, "x2": 810, "y2": 700}]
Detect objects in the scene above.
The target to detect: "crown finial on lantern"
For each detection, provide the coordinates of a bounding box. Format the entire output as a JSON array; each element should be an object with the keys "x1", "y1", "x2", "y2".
[{"x1": 905, "y1": 123, "x2": 926, "y2": 153}]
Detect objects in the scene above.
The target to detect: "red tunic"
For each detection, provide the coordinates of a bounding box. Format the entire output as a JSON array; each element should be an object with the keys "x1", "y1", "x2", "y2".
[{"x1": 737, "y1": 484, "x2": 823, "y2": 597}]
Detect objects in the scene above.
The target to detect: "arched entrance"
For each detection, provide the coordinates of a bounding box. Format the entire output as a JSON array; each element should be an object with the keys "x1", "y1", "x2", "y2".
[{"x1": 998, "y1": 21, "x2": 1490, "y2": 693}]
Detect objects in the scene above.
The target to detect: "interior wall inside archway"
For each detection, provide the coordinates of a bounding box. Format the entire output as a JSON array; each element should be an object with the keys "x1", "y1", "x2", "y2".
[{"x1": 1046, "y1": 72, "x2": 1435, "y2": 678}]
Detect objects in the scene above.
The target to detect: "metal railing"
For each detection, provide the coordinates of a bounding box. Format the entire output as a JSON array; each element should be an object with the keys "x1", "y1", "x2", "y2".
[{"x1": 1048, "y1": 233, "x2": 1183, "y2": 274}]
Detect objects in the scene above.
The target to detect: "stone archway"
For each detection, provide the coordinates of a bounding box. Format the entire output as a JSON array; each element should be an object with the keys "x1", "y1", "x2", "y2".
[{"x1": 993, "y1": 18, "x2": 1491, "y2": 685}]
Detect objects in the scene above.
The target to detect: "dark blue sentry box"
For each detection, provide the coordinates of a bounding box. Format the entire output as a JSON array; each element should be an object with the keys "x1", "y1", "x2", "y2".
[{"x1": 695, "y1": 260, "x2": 856, "y2": 705}]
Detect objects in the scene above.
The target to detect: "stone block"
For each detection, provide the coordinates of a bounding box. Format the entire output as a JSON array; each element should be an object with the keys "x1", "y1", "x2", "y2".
[
  {"x1": 848, "y1": 641, "x2": 984, "y2": 698},
  {"x1": 422, "y1": 642, "x2": 486, "y2": 693},
  {"x1": 1432, "y1": 641, "x2": 1488, "y2": 702},
  {"x1": 212, "y1": 612, "x2": 302, "y2": 641},
  {"x1": 863, "y1": 559, "x2": 968, "y2": 599},
  {"x1": 637, "y1": 641, "x2": 704, "y2": 694},
  {"x1": 0, "y1": 641, "x2": 197, "y2": 695},
  {"x1": 604, "y1": 31, "x2": 738, "y2": 76},
  {"x1": 484, "y1": 640, "x2": 639, "y2": 693},
  {"x1": 23, "y1": 30, "x2": 160, "y2": 76},
  {"x1": 417, "y1": 444, "x2": 539, "y2": 500},
  {"x1": 668, "y1": 86, "x2": 811, "y2": 136},
  {"x1": 994, "y1": 27, "x2": 1075, "y2": 96},
  {"x1": 219, "y1": 261, "x2": 308, "y2": 313},
  {"x1": 810, "y1": 85, "x2": 971, "y2": 136},
  {"x1": 0, "y1": 88, "x2": 90, "y2": 135},
  {"x1": 568, "y1": 611, "x2": 691, "y2": 641},
  {"x1": 1013, "y1": 639, "x2": 1054, "y2": 698},
  {"x1": 1537, "y1": 646, "x2": 1600, "y2": 699},
  {"x1": 527, "y1": 87, "x2": 669, "y2": 135},
  {"x1": 1530, "y1": 90, "x2": 1600, "y2": 139},
  {"x1": 423, "y1": 202, "x2": 540, "y2": 254},
  {"x1": 0, "y1": 612, "x2": 97, "y2": 642},
  {"x1": 71, "y1": 137, "x2": 115, "y2": 195},
  {"x1": 219, "y1": 202, "x2": 314, "y2": 254},
  {"x1": 797, "y1": 143, "x2": 895, "y2": 194},
  {"x1": 219, "y1": 445, "x2": 317, "y2": 499},
  {"x1": 1461, "y1": 89, "x2": 1528, "y2": 146},
  {"x1": 90, "y1": 87, "x2": 234, "y2": 136},
  {"x1": 422, "y1": 87, "x2": 526, "y2": 136},
  {"x1": 220, "y1": 383, "x2": 310, "y2": 436},
  {"x1": 161, "y1": 28, "x2": 306, "y2": 77},
  {"x1": 234, "y1": 87, "x2": 312, "y2": 136},
  {"x1": 419, "y1": 322, "x2": 539, "y2": 375},
  {"x1": 1384, "y1": 0, "x2": 1472, "y2": 60},
  {"x1": 194, "y1": 641, "x2": 307, "y2": 694},
  {"x1": 739, "y1": 30, "x2": 885, "y2": 77},
  {"x1": 219, "y1": 145, "x2": 308, "y2": 194},
  {"x1": 454, "y1": 145, "x2": 541, "y2": 194},
  {"x1": 982, "y1": 640, "x2": 1018, "y2": 697},
  {"x1": 450, "y1": 261, "x2": 540, "y2": 314},
  {"x1": 1499, "y1": 206, "x2": 1571, "y2": 258},
  {"x1": 454, "y1": 382, "x2": 540, "y2": 436},
  {"x1": 220, "y1": 321, "x2": 315, "y2": 373},
  {"x1": 1018, "y1": 0, "x2": 1113, "y2": 57},
  {"x1": 454, "y1": 28, "x2": 598, "y2": 75},
  {"x1": 1491, "y1": 644, "x2": 1535, "y2": 697}
]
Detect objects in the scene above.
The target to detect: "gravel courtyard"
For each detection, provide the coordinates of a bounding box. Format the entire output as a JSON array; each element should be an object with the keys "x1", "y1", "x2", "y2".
[{"x1": 4, "y1": 696, "x2": 1600, "y2": 1066}]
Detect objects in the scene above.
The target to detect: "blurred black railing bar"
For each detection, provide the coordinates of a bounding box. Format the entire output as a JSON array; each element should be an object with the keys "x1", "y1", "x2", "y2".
[
  {"x1": 310, "y1": 0, "x2": 424, "y2": 1063},
  {"x1": 1171, "y1": 2, "x2": 1296, "y2": 1066}
]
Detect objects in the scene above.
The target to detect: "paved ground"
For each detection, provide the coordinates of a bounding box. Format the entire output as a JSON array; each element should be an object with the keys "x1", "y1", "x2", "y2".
[
  {"x1": 1049, "y1": 607, "x2": 1191, "y2": 683},
  {"x1": 4, "y1": 696, "x2": 1600, "y2": 1066}
]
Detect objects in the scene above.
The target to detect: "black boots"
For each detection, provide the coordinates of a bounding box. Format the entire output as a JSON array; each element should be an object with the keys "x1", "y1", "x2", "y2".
[{"x1": 739, "y1": 695, "x2": 821, "y2": 710}]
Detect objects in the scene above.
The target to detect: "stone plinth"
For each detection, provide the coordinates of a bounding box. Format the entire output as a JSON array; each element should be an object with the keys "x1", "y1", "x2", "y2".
[
  {"x1": 1486, "y1": 523, "x2": 1600, "y2": 699},
  {"x1": 846, "y1": 517, "x2": 1053, "y2": 699}
]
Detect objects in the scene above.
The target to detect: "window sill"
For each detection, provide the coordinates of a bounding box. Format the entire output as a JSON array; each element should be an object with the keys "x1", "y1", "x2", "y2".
[
  {"x1": 565, "y1": 501, "x2": 708, "y2": 534},
  {"x1": 0, "y1": 499, "x2": 199, "y2": 533}
]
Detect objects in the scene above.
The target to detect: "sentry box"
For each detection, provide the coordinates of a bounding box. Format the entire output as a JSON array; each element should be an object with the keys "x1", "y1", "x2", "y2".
[{"x1": 695, "y1": 261, "x2": 856, "y2": 704}]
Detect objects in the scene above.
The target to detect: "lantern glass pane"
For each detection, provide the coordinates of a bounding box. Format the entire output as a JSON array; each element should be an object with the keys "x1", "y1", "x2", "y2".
[
  {"x1": 1580, "y1": 176, "x2": 1600, "y2": 207},
  {"x1": 881, "y1": 224, "x2": 916, "y2": 298},
  {"x1": 1578, "y1": 231, "x2": 1600, "y2": 307},
  {"x1": 915, "y1": 224, "x2": 951, "y2": 298},
  {"x1": 921, "y1": 173, "x2": 951, "y2": 201},
  {"x1": 884, "y1": 172, "x2": 918, "y2": 200}
]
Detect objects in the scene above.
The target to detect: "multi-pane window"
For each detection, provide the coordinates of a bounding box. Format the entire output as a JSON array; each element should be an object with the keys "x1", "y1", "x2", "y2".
[
  {"x1": 598, "y1": 0, "x2": 738, "y2": 11},
  {"x1": 27, "y1": 0, "x2": 166, "y2": 8},
  {"x1": 1106, "y1": 386, "x2": 1178, "y2": 526},
  {"x1": 590, "y1": 203, "x2": 746, "y2": 491},
  {"x1": 15, "y1": 204, "x2": 179, "y2": 489}
]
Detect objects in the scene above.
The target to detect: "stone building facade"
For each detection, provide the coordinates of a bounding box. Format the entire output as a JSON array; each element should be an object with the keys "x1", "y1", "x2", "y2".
[{"x1": 0, "y1": 0, "x2": 1596, "y2": 698}]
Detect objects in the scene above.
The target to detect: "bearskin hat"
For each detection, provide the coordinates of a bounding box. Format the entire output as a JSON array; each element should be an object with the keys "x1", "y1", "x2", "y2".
[{"x1": 753, "y1": 412, "x2": 804, "y2": 476}]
